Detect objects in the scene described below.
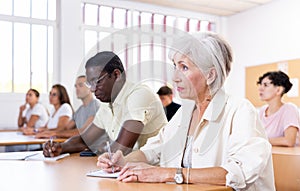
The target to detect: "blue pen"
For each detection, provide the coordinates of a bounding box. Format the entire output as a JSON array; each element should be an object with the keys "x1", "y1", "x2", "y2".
[{"x1": 106, "y1": 141, "x2": 114, "y2": 173}]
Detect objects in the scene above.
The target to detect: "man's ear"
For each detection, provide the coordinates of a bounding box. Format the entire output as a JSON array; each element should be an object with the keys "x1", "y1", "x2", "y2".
[
  {"x1": 206, "y1": 68, "x2": 217, "y2": 85},
  {"x1": 113, "y1": 69, "x2": 122, "y2": 81}
]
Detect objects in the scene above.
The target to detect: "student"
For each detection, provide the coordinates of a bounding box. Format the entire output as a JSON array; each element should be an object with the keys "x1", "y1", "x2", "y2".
[
  {"x1": 23, "y1": 84, "x2": 73, "y2": 135},
  {"x1": 43, "y1": 51, "x2": 167, "y2": 156},
  {"x1": 157, "y1": 85, "x2": 181, "y2": 121},
  {"x1": 5, "y1": 89, "x2": 49, "y2": 152},
  {"x1": 97, "y1": 32, "x2": 275, "y2": 190},
  {"x1": 257, "y1": 71, "x2": 300, "y2": 147},
  {"x1": 36, "y1": 75, "x2": 101, "y2": 138},
  {"x1": 18, "y1": 89, "x2": 49, "y2": 130}
]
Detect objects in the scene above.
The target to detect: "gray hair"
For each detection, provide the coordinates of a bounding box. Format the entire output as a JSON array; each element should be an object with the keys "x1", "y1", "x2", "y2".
[{"x1": 168, "y1": 32, "x2": 233, "y2": 95}]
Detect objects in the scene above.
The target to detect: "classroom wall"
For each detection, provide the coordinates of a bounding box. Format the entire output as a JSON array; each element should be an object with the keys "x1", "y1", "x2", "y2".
[
  {"x1": 3, "y1": 0, "x2": 300, "y2": 128},
  {"x1": 225, "y1": 0, "x2": 300, "y2": 101},
  {"x1": 0, "y1": 0, "x2": 221, "y2": 128}
]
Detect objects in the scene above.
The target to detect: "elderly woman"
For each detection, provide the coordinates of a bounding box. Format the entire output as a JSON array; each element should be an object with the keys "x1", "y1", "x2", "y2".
[
  {"x1": 97, "y1": 32, "x2": 275, "y2": 190},
  {"x1": 258, "y1": 71, "x2": 300, "y2": 147}
]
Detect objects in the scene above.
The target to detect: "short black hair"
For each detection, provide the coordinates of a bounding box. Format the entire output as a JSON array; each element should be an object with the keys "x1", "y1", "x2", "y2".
[
  {"x1": 85, "y1": 51, "x2": 124, "y2": 74},
  {"x1": 29, "y1": 89, "x2": 40, "y2": 97},
  {"x1": 157, "y1": 86, "x2": 173, "y2": 96},
  {"x1": 257, "y1": 71, "x2": 293, "y2": 94}
]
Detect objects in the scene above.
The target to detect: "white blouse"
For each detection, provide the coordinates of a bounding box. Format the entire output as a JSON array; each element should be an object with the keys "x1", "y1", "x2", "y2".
[
  {"x1": 25, "y1": 103, "x2": 49, "y2": 128},
  {"x1": 47, "y1": 103, "x2": 72, "y2": 129},
  {"x1": 141, "y1": 89, "x2": 275, "y2": 191}
]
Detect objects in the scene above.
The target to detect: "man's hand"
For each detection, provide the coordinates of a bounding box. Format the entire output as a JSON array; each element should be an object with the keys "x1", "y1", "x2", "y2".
[{"x1": 43, "y1": 140, "x2": 63, "y2": 157}]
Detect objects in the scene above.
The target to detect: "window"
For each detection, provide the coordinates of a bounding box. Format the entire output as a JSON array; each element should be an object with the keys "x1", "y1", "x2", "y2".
[
  {"x1": 82, "y1": 3, "x2": 215, "y2": 91},
  {"x1": 0, "y1": 0, "x2": 56, "y2": 93}
]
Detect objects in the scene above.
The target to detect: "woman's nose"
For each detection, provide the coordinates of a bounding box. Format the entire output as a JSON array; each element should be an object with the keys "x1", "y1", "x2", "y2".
[
  {"x1": 258, "y1": 85, "x2": 264, "y2": 91},
  {"x1": 172, "y1": 69, "x2": 181, "y2": 82}
]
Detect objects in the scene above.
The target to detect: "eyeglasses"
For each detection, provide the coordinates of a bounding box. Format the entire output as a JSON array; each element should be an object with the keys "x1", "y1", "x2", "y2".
[
  {"x1": 85, "y1": 73, "x2": 109, "y2": 88},
  {"x1": 49, "y1": 92, "x2": 58, "y2": 97}
]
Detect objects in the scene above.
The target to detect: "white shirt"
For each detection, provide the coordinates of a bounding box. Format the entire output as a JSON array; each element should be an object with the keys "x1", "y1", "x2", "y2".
[
  {"x1": 25, "y1": 103, "x2": 49, "y2": 128},
  {"x1": 141, "y1": 89, "x2": 275, "y2": 191},
  {"x1": 47, "y1": 103, "x2": 73, "y2": 129},
  {"x1": 93, "y1": 81, "x2": 167, "y2": 148}
]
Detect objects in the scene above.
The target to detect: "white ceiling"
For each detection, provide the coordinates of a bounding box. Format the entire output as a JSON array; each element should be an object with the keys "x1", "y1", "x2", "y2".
[{"x1": 128, "y1": 0, "x2": 275, "y2": 16}]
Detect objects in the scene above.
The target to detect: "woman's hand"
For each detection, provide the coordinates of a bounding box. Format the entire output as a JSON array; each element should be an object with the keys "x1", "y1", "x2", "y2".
[
  {"x1": 35, "y1": 130, "x2": 56, "y2": 138},
  {"x1": 22, "y1": 127, "x2": 35, "y2": 135},
  {"x1": 19, "y1": 103, "x2": 27, "y2": 112},
  {"x1": 117, "y1": 162, "x2": 161, "y2": 183},
  {"x1": 97, "y1": 150, "x2": 126, "y2": 173}
]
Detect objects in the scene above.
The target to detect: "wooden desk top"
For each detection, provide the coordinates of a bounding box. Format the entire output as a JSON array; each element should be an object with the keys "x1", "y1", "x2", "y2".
[
  {"x1": 272, "y1": 146, "x2": 300, "y2": 155},
  {"x1": 0, "y1": 154, "x2": 232, "y2": 191},
  {"x1": 0, "y1": 131, "x2": 66, "y2": 146}
]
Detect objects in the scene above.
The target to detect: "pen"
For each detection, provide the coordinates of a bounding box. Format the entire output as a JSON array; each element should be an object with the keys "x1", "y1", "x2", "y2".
[
  {"x1": 106, "y1": 141, "x2": 114, "y2": 173},
  {"x1": 48, "y1": 136, "x2": 54, "y2": 154},
  {"x1": 50, "y1": 136, "x2": 54, "y2": 147}
]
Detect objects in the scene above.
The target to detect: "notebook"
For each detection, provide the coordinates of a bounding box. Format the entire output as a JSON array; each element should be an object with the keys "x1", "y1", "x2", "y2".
[
  {"x1": 0, "y1": 151, "x2": 70, "y2": 161},
  {"x1": 26, "y1": 151, "x2": 70, "y2": 161},
  {"x1": 86, "y1": 169, "x2": 120, "y2": 178},
  {"x1": 0, "y1": 151, "x2": 40, "y2": 160}
]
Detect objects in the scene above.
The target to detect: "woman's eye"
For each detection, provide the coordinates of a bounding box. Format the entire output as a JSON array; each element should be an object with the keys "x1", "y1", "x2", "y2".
[{"x1": 182, "y1": 65, "x2": 188, "y2": 71}]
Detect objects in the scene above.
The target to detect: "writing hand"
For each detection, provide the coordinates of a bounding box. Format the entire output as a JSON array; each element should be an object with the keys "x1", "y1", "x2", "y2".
[
  {"x1": 97, "y1": 150, "x2": 125, "y2": 173},
  {"x1": 43, "y1": 140, "x2": 62, "y2": 157}
]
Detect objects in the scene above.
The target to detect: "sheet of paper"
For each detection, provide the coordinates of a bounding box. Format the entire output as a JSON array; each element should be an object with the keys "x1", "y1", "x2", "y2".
[
  {"x1": 0, "y1": 151, "x2": 40, "y2": 160},
  {"x1": 25, "y1": 151, "x2": 70, "y2": 161},
  {"x1": 86, "y1": 169, "x2": 120, "y2": 178}
]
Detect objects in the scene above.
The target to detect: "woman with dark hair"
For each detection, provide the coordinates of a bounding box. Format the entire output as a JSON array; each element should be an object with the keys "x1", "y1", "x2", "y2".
[
  {"x1": 6, "y1": 89, "x2": 49, "y2": 151},
  {"x1": 18, "y1": 89, "x2": 49, "y2": 131},
  {"x1": 257, "y1": 71, "x2": 300, "y2": 147},
  {"x1": 23, "y1": 84, "x2": 73, "y2": 135},
  {"x1": 45, "y1": 84, "x2": 73, "y2": 130}
]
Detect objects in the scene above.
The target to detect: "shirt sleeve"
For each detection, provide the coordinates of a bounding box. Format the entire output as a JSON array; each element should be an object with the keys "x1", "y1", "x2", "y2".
[
  {"x1": 57, "y1": 103, "x2": 73, "y2": 118},
  {"x1": 220, "y1": 100, "x2": 273, "y2": 190},
  {"x1": 140, "y1": 129, "x2": 163, "y2": 165},
  {"x1": 282, "y1": 103, "x2": 300, "y2": 131},
  {"x1": 31, "y1": 104, "x2": 44, "y2": 116},
  {"x1": 124, "y1": 86, "x2": 162, "y2": 126},
  {"x1": 141, "y1": 108, "x2": 182, "y2": 165}
]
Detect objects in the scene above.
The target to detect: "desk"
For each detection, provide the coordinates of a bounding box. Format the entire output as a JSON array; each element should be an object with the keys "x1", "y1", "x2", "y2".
[
  {"x1": 0, "y1": 154, "x2": 232, "y2": 191},
  {"x1": 0, "y1": 131, "x2": 66, "y2": 146},
  {"x1": 272, "y1": 146, "x2": 300, "y2": 191}
]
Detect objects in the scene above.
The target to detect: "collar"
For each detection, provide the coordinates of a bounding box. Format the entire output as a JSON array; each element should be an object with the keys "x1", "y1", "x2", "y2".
[
  {"x1": 111, "y1": 80, "x2": 134, "y2": 107},
  {"x1": 203, "y1": 88, "x2": 228, "y2": 121}
]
